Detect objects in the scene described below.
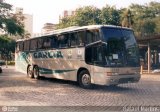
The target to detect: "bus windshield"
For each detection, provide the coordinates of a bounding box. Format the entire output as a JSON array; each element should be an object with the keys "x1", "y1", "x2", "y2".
[{"x1": 101, "y1": 27, "x2": 140, "y2": 67}]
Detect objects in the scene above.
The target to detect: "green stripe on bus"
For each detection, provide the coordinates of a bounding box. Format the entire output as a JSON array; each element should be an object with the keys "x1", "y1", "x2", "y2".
[{"x1": 39, "y1": 67, "x2": 76, "y2": 74}]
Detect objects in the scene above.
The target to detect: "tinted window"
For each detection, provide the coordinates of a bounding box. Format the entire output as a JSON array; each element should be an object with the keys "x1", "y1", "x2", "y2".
[
  {"x1": 69, "y1": 31, "x2": 86, "y2": 47},
  {"x1": 43, "y1": 37, "x2": 52, "y2": 49},
  {"x1": 19, "y1": 41, "x2": 24, "y2": 51},
  {"x1": 50, "y1": 36, "x2": 58, "y2": 49},
  {"x1": 24, "y1": 40, "x2": 30, "y2": 51},
  {"x1": 85, "y1": 43, "x2": 104, "y2": 66},
  {"x1": 30, "y1": 39, "x2": 37, "y2": 51},
  {"x1": 86, "y1": 29, "x2": 100, "y2": 44},
  {"x1": 37, "y1": 38, "x2": 43, "y2": 49},
  {"x1": 16, "y1": 42, "x2": 20, "y2": 51},
  {"x1": 58, "y1": 34, "x2": 69, "y2": 48},
  {"x1": 77, "y1": 31, "x2": 86, "y2": 46},
  {"x1": 102, "y1": 27, "x2": 140, "y2": 67},
  {"x1": 70, "y1": 33, "x2": 77, "y2": 47}
]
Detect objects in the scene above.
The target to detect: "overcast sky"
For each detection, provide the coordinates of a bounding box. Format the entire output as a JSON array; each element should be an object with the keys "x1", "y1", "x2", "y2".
[{"x1": 5, "y1": 0, "x2": 160, "y2": 33}]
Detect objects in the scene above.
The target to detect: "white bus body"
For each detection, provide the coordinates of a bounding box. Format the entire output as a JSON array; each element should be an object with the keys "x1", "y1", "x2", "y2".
[{"x1": 15, "y1": 25, "x2": 140, "y2": 88}]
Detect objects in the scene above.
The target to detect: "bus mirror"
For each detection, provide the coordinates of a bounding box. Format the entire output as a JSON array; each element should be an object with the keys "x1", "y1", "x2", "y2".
[
  {"x1": 102, "y1": 42, "x2": 107, "y2": 46},
  {"x1": 86, "y1": 40, "x2": 102, "y2": 47}
]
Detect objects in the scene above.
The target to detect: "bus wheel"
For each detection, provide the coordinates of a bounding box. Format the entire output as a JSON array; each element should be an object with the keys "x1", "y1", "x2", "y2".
[
  {"x1": 27, "y1": 66, "x2": 34, "y2": 78},
  {"x1": 79, "y1": 70, "x2": 92, "y2": 89},
  {"x1": 33, "y1": 66, "x2": 39, "y2": 79}
]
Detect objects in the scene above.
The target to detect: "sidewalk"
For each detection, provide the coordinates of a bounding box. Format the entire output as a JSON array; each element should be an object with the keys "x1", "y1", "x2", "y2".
[
  {"x1": 141, "y1": 70, "x2": 160, "y2": 75},
  {"x1": 1, "y1": 65, "x2": 15, "y2": 70}
]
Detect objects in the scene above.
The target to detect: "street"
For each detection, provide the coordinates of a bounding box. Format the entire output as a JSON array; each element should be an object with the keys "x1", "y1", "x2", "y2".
[{"x1": 0, "y1": 66, "x2": 160, "y2": 111}]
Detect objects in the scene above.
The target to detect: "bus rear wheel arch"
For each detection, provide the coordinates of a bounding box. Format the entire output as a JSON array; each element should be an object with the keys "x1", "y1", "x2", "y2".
[{"x1": 77, "y1": 69, "x2": 92, "y2": 89}]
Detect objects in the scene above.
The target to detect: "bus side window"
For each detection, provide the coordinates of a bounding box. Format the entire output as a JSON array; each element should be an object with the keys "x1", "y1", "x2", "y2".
[
  {"x1": 86, "y1": 29, "x2": 100, "y2": 44},
  {"x1": 85, "y1": 44, "x2": 103, "y2": 65},
  {"x1": 43, "y1": 37, "x2": 51, "y2": 49},
  {"x1": 37, "y1": 38, "x2": 43, "y2": 50},
  {"x1": 77, "y1": 31, "x2": 85, "y2": 47},
  {"x1": 58, "y1": 34, "x2": 69, "y2": 48},
  {"x1": 70, "y1": 33, "x2": 77, "y2": 47},
  {"x1": 24, "y1": 40, "x2": 30, "y2": 51},
  {"x1": 16, "y1": 43, "x2": 19, "y2": 52},
  {"x1": 51, "y1": 36, "x2": 58, "y2": 49},
  {"x1": 30, "y1": 39, "x2": 37, "y2": 51},
  {"x1": 19, "y1": 41, "x2": 24, "y2": 51}
]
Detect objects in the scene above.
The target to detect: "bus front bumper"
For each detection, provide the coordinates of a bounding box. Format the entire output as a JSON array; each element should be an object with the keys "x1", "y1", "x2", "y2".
[{"x1": 105, "y1": 74, "x2": 141, "y2": 86}]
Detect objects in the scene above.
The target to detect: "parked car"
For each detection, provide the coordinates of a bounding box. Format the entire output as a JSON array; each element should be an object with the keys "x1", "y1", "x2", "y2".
[
  {"x1": 0, "y1": 66, "x2": 2, "y2": 73},
  {"x1": 0, "y1": 60, "x2": 5, "y2": 73},
  {"x1": 0, "y1": 60, "x2": 5, "y2": 66}
]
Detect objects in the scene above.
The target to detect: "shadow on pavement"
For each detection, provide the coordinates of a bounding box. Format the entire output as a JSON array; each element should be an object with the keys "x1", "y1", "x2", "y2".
[{"x1": 39, "y1": 76, "x2": 135, "y2": 92}]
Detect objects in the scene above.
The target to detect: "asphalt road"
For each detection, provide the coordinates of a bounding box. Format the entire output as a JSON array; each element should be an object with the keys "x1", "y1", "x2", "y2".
[{"x1": 0, "y1": 66, "x2": 160, "y2": 112}]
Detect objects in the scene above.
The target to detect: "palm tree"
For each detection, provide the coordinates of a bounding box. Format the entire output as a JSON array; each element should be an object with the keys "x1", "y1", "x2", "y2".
[{"x1": 121, "y1": 9, "x2": 133, "y2": 28}]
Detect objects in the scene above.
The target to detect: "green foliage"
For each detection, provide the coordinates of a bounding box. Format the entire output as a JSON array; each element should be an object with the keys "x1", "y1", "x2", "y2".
[
  {"x1": 57, "y1": 1, "x2": 160, "y2": 39},
  {"x1": 57, "y1": 6, "x2": 101, "y2": 29},
  {"x1": 142, "y1": 19, "x2": 156, "y2": 35},
  {"x1": 129, "y1": 1, "x2": 160, "y2": 38},
  {"x1": 76, "y1": 6, "x2": 101, "y2": 25},
  {"x1": 57, "y1": 5, "x2": 121, "y2": 29},
  {"x1": 121, "y1": 9, "x2": 134, "y2": 28},
  {"x1": 3, "y1": 18, "x2": 24, "y2": 36},
  {"x1": 0, "y1": 35, "x2": 16, "y2": 60},
  {"x1": 0, "y1": 1, "x2": 24, "y2": 36},
  {"x1": 100, "y1": 5, "x2": 120, "y2": 26}
]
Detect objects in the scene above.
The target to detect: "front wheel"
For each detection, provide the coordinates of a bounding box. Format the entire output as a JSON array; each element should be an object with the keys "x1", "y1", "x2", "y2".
[
  {"x1": 78, "y1": 70, "x2": 92, "y2": 89},
  {"x1": 33, "y1": 66, "x2": 39, "y2": 79},
  {"x1": 27, "y1": 66, "x2": 34, "y2": 78}
]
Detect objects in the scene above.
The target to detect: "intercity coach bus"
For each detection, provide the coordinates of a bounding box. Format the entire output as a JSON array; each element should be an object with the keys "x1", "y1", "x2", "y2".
[{"x1": 15, "y1": 25, "x2": 140, "y2": 88}]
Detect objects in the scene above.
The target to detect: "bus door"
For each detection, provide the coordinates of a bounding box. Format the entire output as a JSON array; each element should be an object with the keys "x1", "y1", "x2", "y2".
[{"x1": 85, "y1": 42, "x2": 106, "y2": 84}]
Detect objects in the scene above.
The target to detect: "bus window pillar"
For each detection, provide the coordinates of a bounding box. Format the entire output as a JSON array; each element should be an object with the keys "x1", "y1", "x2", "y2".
[{"x1": 148, "y1": 42, "x2": 151, "y2": 73}]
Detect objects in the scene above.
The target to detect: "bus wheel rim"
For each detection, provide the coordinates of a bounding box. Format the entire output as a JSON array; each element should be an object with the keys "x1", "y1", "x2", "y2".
[
  {"x1": 34, "y1": 67, "x2": 39, "y2": 78},
  {"x1": 82, "y1": 74, "x2": 90, "y2": 85}
]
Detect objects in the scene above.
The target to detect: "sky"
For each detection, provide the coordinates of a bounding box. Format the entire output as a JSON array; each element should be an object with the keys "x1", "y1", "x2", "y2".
[{"x1": 5, "y1": 0, "x2": 160, "y2": 33}]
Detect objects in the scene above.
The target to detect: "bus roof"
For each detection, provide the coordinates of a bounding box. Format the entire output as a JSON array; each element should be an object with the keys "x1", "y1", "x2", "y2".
[
  {"x1": 43, "y1": 25, "x2": 132, "y2": 37},
  {"x1": 17, "y1": 25, "x2": 132, "y2": 41}
]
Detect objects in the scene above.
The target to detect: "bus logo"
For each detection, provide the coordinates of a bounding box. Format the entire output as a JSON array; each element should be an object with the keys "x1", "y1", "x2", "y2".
[{"x1": 33, "y1": 51, "x2": 63, "y2": 59}]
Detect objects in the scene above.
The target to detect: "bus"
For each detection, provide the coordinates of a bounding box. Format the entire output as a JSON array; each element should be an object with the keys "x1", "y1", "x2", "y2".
[{"x1": 15, "y1": 25, "x2": 141, "y2": 88}]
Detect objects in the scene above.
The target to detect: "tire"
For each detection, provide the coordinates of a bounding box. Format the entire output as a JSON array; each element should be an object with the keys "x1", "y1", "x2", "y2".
[
  {"x1": 78, "y1": 70, "x2": 92, "y2": 89},
  {"x1": 27, "y1": 66, "x2": 34, "y2": 78},
  {"x1": 33, "y1": 66, "x2": 39, "y2": 79}
]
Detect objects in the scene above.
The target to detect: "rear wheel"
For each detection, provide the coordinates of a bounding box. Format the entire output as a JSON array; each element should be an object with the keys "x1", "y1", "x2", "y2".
[
  {"x1": 27, "y1": 66, "x2": 34, "y2": 78},
  {"x1": 33, "y1": 66, "x2": 39, "y2": 79},
  {"x1": 78, "y1": 70, "x2": 92, "y2": 89}
]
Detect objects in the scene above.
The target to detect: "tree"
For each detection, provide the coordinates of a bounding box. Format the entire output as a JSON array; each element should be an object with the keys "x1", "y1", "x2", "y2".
[
  {"x1": 0, "y1": 35, "x2": 16, "y2": 60},
  {"x1": 57, "y1": 6, "x2": 101, "y2": 29},
  {"x1": 0, "y1": 1, "x2": 24, "y2": 60},
  {"x1": 0, "y1": 1, "x2": 24, "y2": 35},
  {"x1": 57, "y1": 5, "x2": 121, "y2": 29},
  {"x1": 142, "y1": 19, "x2": 156, "y2": 35},
  {"x1": 121, "y1": 9, "x2": 134, "y2": 28},
  {"x1": 100, "y1": 5, "x2": 120, "y2": 26},
  {"x1": 74, "y1": 6, "x2": 101, "y2": 26},
  {"x1": 129, "y1": 2, "x2": 160, "y2": 37}
]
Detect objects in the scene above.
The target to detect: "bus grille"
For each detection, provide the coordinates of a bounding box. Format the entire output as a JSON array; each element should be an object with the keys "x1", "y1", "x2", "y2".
[{"x1": 119, "y1": 73, "x2": 135, "y2": 75}]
